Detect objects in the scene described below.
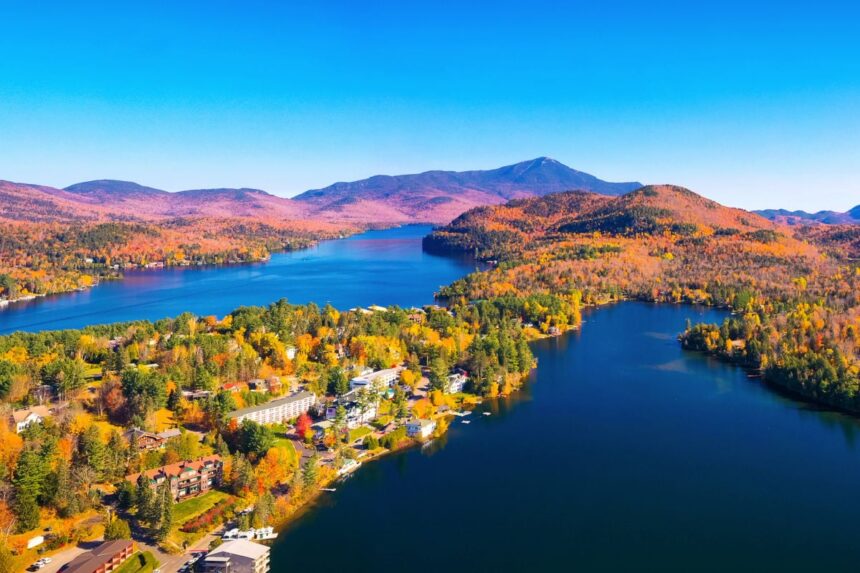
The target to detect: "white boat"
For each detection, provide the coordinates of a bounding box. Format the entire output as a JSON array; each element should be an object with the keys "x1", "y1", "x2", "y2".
[
  {"x1": 462, "y1": 420, "x2": 471, "y2": 424},
  {"x1": 254, "y1": 527, "x2": 278, "y2": 540},
  {"x1": 337, "y1": 459, "x2": 362, "y2": 477},
  {"x1": 483, "y1": 412, "x2": 491, "y2": 416},
  {"x1": 320, "y1": 487, "x2": 337, "y2": 492}
]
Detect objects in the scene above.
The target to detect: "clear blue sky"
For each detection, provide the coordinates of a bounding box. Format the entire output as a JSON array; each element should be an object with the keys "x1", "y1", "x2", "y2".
[{"x1": 1, "y1": 0, "x2": 857, "y2": 210}]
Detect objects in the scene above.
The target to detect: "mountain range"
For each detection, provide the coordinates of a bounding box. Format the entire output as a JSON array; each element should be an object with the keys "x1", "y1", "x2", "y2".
[
  {"x1": 2, "y1": 157, "x2": 855, "y2": 227},
  {"x1": 754, "y1": 206, "x2": 860, "y2": 226},
  {"x1": 0, "y1": 158, "x2": 641, "y2": 225}
]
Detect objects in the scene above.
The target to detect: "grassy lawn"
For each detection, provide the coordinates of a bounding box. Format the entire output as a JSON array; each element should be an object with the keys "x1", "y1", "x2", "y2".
[
  {"x1": 114, "y1": 551, "x2": 159, "y2": 573},
  {"x1": 173, "y1": 490, "x2": 229, "y2": 525},
  {"x1": 271, "y1": 437, "x2": 299, "y2": 466},
  {"x1": 348, "y1": 426, "x2": 372, "y2": 443}
]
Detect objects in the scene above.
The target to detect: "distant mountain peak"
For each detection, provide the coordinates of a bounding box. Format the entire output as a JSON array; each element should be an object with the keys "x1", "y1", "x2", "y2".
[
  {"x1": 292, "y1": 158, "x2": 642, "y2": 223},
  {"x1": 65, "y1": 179, "x2": 168, "y2": 197}
]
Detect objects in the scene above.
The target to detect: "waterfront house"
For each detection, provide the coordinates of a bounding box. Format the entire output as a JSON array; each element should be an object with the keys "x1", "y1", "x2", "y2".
[
  {"x1": 203, "y1": 539, "x2": 270, "y2": 573},
  {"x1": 228, "y1": 391, "x2": 316, "y2": 425},
  {"x1": 445, "y1": 370, "x2": 468, "y2": 394},
  {"x1": 126, "y1": 455, "x2": 223, "y2": 501},
  {"x1": 11, "y1": 405, "x2": 51, "y2": 434},
  {"x1": 406, "y1": 418, "x2": 436, "y2": 439},
  {"x1": 63, "y1": 540, "x2": 135, "y2": 573}
]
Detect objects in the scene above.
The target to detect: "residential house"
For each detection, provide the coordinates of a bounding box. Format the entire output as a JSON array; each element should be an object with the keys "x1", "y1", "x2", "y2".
[
  {"x1": 406, "y1": 418, "x2": 437, "y2": 439},
  {"x1": 228, "y1": 391, "x2": 316, "y2": 426},
  {"x1": 445, "y1": 370, "x2": 468, "y2": 394},
  {"x1": 203, "y1": 539, "x2": 270, "y2": 573},
  {"x1": 122, "y1": 427, "x2": 165, "y2": 451},
  {"x1": 311, "y1": 420, "x2": 333, "y2": 441},
  {"x1": 63, "y1": 540, "x2": 135, "y2": 573},
  {"x1": 11, "y1": 405, "x2": 51, "y2": 434},
  {"x1": 126, "y1": 455, "x2": 223, "y2": 501}
]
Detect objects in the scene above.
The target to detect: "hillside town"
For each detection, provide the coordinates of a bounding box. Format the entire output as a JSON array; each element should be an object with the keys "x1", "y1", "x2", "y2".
[{"x1": 0, "y1": 299, "x2": 539, "y2": 573}]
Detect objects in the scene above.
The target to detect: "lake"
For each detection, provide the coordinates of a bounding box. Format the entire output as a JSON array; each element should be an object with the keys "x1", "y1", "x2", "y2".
[
  {"x1": 271, "y1": 303, "x2": 860, "y2": 572},
  {"x1": 5, "y1": 224, "x2": 860, "y2": 570},
  {"x1": 0, "y1": 225, "x2": 480, "y2": 334}
]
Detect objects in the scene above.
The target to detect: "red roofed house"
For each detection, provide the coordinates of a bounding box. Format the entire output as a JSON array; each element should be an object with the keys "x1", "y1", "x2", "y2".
[{"x1": 126, "y1": 455, "x2": 223, "y2": 501}]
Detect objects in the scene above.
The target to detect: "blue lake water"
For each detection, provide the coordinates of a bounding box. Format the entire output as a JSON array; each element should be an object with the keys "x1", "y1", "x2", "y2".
[
  {"x1": 271, "y1": 303, "x2": 860, "y2": 572},
  {"x1": 0, "y1": 225, "x2": 479, "y2": 334},
  {"x1": 4, "y1": 223, "x2": 860, "y2": 570}
]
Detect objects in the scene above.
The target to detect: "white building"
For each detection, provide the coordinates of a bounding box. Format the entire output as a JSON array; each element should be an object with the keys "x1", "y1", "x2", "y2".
[
  {"x1": 445, "y1": 371, "x2": 468, "y2": 394},
  {"x1": 349, "y1": 367, "x2": 403, "y2": 391},
  {"x1": 228, "y1": 392, "x2": 316, "y2": 425},
  {"x1": 203, "y1": 539, "x2": 270, "y2": 573},
  {"x1": 11, "y1": 406, "x2": 51, "y2": 434},
  {"x1": 406, "y1": 418, "x2": 437, "y2": 439}
]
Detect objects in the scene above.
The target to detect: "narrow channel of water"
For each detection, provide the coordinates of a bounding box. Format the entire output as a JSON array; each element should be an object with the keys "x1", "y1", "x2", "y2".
[{"x1": 271, "y1": 303, "x2": 860, "y2": 572}]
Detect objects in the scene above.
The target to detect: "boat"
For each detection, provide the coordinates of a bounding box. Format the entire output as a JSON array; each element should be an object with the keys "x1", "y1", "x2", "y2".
[
  {"x1": 462, "y1": 420, "x2": 471, "y2": 424},
  {"x1": 337, "y1": 458, "x2": 362, "y2": 477},
  {"x1": 320, "y1": 487, "x2": 337, "y2": 492},
  {"x1": 483, "y1": 412, "x2": 491, "y2": 416}
]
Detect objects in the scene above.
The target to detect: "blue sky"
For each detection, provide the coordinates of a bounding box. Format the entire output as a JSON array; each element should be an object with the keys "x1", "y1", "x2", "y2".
[{"x1": 1, "y1": 0, "x2": 858, "y2": 210}]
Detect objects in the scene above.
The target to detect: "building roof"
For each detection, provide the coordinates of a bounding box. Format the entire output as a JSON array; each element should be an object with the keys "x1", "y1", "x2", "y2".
[
  {"x1": 123, "y1": 427, "x2": 161, "y2": 442},
  {"x1": 409, "y1": 418, "x2": 436, "y2": 428},
  {"x1": 63, "y1": 540, "x2": 133, "y2": 573},
  {"x1": 157, "y1": 428, "x2": 182, "y2": 440},
  {"x1": 208, "y1": 539, "x2": 270, "y2": 560},
  {"x1": 228, "y1": 391, "x2": 315, "y2": 419},
  {"x1": 125, "y1": 455, "x2": 222, "y2": 483},
  {"x1": 11, "y1": 405, "x2": 51, "y2": 423},
  {"x1": 349, "y1": 367, "x2": 403, "y2": 384}
]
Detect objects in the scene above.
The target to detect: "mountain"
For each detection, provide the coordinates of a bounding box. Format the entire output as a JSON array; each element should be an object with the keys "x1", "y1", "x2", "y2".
[
  {"x1": 424, "y1": 185, "x2": 783, "y2": 258},
  {"x1": 754, "y1": 206, "x2": 860, "y2": 226},
  {"x1": 1, "y1": 159, "x2": 640, "y2": 226},
  {"x1": 0, "y1": 180, "x2": 109, "y2": 223},
  {"x1": 65, "y1": 179, "x2": 169, "y2": 200},
  {"x1": 292, "y1": 157, "x2": 642, "y2": 223}
]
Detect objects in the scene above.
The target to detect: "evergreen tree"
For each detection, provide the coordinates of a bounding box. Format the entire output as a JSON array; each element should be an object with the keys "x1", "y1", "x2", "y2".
[
  {"x1": 105, "y1": 430, "x2": 128, "y2": 481},
  {"x1": 76, "y1": 425, "x2": 107, "y2": 481},
  {"x1": 155, "y1": 483, "x2": 173, "y2": 541},
  {"x1": 166, "y1": 388, "x2": 181, "y2": 412},
  {"x1": 117, "y1": 479, "x2": 136, "y2": 511},
  {"x1": 12, "y1": 447, "x2": 48, "y2": 531},
  {"x1": 302, "y1": 453, "x2": 319, "y2": 488},
  {"x1": 135, "y1": 474, "x2": 156, "y2": 524}
]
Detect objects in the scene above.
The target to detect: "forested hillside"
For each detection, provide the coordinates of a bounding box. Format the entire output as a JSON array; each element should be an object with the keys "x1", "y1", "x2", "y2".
[{"x1": 426, "y1": 186, "x2": 860, "y2": 413}]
